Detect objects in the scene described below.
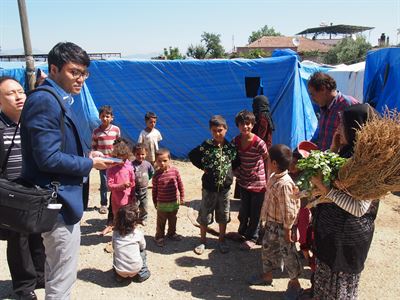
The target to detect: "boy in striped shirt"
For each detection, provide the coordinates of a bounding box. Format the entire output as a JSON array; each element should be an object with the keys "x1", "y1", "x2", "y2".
[
  {"x1": 92, "y1": 105, "x2": 121, "y2": 214},
  {"x1": 233, "y1": 110, "x2": 269, "y2": 250},
  {"x1": 152, "y1": 148, "x2": 185, "y2": 247}
]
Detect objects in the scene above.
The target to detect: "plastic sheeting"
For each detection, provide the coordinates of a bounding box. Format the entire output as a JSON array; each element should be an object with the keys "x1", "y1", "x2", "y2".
[
  {"x1": 363, "y1": 48, "x2": 400, "y2": 112},
  {"x1": 86, "y1": 57, "x2": 317, "y2": 157},
  {"x1": 1, "y1": 57, "x2": 321, "y2": 157}
]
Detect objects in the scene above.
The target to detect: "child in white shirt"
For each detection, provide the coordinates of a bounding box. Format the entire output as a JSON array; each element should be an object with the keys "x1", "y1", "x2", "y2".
[{"x1": 137, "y1": 112, "x2": 162, "y2": 165}]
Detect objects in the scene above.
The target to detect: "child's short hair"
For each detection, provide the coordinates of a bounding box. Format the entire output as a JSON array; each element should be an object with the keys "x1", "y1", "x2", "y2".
[
  {"x1": 114, "y1": 204, "x2": 140, "y2": 236},
  {"x1": 235, "y1": 110, "x2": 256, "y2": 127},
  {"x1": 209, "y1": 115, "x2": 227, "y2": 129},
  {"x1": 155, "y1": 148, "x2": 170, "y2": 159},
  {"x1": 145, "y1": 112, "x2": 157, "y2": 121},
  {"x1": 269, "y1": 144, "x2": 292, "y2": 172},
  {"x1": 99, "y1": 105, "x2": 113, "y2": 116},
  {"x1": 133, "y1": 143, "x2": 147, "y2": 154},
  {"x1": 112, "y1": 137, "x2": 133, "y2": 159}
]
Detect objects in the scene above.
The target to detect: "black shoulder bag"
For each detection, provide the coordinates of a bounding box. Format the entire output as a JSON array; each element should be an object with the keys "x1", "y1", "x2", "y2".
[{"x1": 0, "y1": 87, "x2": 66, "y2": 234}]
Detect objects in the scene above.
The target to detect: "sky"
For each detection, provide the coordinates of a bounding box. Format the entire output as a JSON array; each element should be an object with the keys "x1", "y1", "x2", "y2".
[{"x1": 1, "y1": 0, "x2": 399, "y2": 58}]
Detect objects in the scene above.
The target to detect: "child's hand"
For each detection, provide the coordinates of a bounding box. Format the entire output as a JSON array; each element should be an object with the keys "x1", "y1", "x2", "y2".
[
  {"x1": 284, "y1": 228, "x2": 293, "y2": 243},
  {"x1": 180, "y1": 199, "x2": 187, "y2": 206},
  {"x1": 124, "y1": 182, "x2": 131, "y2": 188}
]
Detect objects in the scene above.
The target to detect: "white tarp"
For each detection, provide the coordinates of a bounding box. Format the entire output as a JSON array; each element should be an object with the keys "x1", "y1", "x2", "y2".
[{"x1": 327, "y1": 62, "x2": 365, "y2": 102}]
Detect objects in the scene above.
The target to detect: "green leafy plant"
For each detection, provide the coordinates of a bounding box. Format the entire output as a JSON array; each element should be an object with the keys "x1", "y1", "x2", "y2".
[{"x1": 296, "y1": 150, "x2": 347, "y2": 192}]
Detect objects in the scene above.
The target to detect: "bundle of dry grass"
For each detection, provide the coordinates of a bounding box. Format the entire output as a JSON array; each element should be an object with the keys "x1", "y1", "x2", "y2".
[{"x1": 337, "y1": 108, "x2": 400, "y2": 200}]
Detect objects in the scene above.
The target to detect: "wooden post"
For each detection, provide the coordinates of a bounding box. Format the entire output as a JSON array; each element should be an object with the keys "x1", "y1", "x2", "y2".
[{"x1": 17, "y1": 0, "x2": 35, "y2": 91}]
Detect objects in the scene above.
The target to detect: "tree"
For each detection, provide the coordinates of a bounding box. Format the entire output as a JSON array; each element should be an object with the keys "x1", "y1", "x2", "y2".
[
  {"x1": 230, "y1": 49, "x2": 271, "y2": 59},
  {"x1": 248, "y1": 25, "x2": 281, "y2": 44},
  {"x1": 163, "y1": 46, "x2": 185, "y2": 60},
  {"x1": 186, "y1": 44, "x2": 207, "y2": 59},
  {"x1": 324, "y1": 36, "x2": 372, "y2": 65},
  {"x1": 186, "y1": 32, "x2": 226, "y2": 59}
]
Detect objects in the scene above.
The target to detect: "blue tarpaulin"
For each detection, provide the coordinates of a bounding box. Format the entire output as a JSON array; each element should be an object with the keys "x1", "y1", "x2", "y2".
[
  {"x1": 1, "y1": 56, "x2": 320, "y2": 157},
  {"x1": 363, "y1": 48, "x2": 400, "y2": 112}
]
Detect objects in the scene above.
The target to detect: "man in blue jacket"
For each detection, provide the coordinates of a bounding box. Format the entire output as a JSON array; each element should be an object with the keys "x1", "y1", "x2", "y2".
[{"x1": 20, "y1": 42, "x2": 113, "y2": 299}]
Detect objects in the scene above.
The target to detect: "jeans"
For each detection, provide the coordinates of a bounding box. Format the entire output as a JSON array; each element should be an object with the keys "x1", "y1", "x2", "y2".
[
  {"x1": 99, "y1": 170, "x2": 108, "y2": 206},
  {"x1": 132, "y1": 250, "x2": 150, "y2": 282},
  {"x1": 238, "y1": 188, "x2": 264, "y2": 241}
]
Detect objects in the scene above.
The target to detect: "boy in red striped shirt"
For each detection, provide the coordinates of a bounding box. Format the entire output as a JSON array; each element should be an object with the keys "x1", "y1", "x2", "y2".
[
  {"x1": 233, "y1": 110, "x2": 269, "y2": 250},
  {"x1": 91, "y1": 105, "x2": 121, "y2": 214},
  {"x1": 152, "y1": 148, "x2": 185, "y2": 247}
]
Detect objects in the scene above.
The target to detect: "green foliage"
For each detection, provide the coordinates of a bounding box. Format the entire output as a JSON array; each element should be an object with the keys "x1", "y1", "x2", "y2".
[
  {"x1": 163, "y1": 47, "x2": 185, "y2": 60},
  {"x1": 324, "y1": 36, "x2": 372, "y2": 65},
  {"x1": 186, "y1": 32, "x2": 226, "y2": 59},
  {"x1": 248, "y1": 25, "x2": 282, "y2": 44},
  {"x1": 230, "y1": 49, "x2": 271, "y2": 59},
  {"x1": 186, "y1": 44, "x2": 207, "y2": 59},
  {"x1": 296, "y1": 150, "x2": 347, "y2": 192}
]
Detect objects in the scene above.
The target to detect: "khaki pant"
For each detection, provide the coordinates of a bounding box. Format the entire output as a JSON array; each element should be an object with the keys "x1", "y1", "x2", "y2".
[{"x1": 155, "y1": 210, "x2": 178, "y2": 239}]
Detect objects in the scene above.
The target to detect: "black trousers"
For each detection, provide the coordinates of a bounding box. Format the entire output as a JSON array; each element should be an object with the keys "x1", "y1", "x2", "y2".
[{"x1": 6, "y1": 231, "x2": 45, "y2": 294}]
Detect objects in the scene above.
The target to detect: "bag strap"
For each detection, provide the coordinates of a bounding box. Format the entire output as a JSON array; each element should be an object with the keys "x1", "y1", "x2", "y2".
[{"x1": 0, "y1": 86, "x2": 66, "y2": 177}]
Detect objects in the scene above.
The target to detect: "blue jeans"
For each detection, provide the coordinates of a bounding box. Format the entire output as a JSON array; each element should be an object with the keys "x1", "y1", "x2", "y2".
[
  {"x1": 135, "y1": 187, "x2": 149, "y2": 221},
  {"x1": 132, "y1": 250, "x2": 150, "y2": 282},
  {"x1": 99, "y1": 170, "x2": 108, "y2": 206},
  {"x1": 238, "y1": 188, "x2": 264, "y2": 241}
]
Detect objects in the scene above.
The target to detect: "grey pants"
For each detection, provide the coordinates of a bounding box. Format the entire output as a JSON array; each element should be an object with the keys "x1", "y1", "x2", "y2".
[
  {"x1": 42, "y1": 215, "x2": 81, "y2": 300},
  {"x1": 261, "y1": 221, "x2": 302, "y2": 279}
]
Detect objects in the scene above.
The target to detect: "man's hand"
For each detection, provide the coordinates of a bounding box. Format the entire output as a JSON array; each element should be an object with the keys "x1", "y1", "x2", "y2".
[{"x1": 91, "y1": 157, "x2": 116, "y2": 170}]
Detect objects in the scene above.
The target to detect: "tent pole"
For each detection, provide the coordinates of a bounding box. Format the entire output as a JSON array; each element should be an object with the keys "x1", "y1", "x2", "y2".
[{"x1": 17, "y1": 0, "x2": 35, "y2": 91}]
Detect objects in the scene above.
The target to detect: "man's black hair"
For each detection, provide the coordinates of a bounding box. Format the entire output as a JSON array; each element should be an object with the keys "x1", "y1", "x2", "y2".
[{"x1": 48, "y1": 42, "x2": 90, "y2": 71}]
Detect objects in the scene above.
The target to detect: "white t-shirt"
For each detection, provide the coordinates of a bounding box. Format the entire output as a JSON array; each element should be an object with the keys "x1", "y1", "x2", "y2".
[
  {"x1": 138, "y1": 128, "x2": 162, "y2": 162},
  {"x1": 112, "y1": 228, "x2": 145, "y2": 274}
]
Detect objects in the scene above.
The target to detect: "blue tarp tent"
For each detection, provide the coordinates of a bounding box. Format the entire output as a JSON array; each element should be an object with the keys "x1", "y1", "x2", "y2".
[
  {"x1": 364, "y1": 48, "x2": 400, "y2": 112},
  {"x1": 1, "y1": 56, "x2": 321, "y2": 157}
]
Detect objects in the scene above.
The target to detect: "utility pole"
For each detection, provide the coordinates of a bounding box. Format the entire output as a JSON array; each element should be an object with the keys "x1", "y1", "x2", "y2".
[{"x1": 17, "y1": 0, "x2": 35, "y2": 91}]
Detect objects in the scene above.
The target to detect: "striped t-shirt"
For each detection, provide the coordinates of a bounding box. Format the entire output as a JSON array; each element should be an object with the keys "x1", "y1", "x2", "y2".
[
  {"x1": 234, "y1": 134, "x2": 268, "y2": 192},
  {"x1": 152, "y1": 167, "x2": 184, "y2": 211},
  {"x1": 91, "y1": 124, "x2": 120, "y2": 157},
  {"x1": 0, "y1": 113, "x2": 22, "y2": 180}
]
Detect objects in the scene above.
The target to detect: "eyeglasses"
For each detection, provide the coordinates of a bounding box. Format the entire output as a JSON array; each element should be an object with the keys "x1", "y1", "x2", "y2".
[{"x1": 70, "y1": 69, "x2": 90, "y2": 80}]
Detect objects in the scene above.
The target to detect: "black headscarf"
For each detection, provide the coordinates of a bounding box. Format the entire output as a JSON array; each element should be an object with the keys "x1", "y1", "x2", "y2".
[
  {"x1": 339, "y1": 104, "x2": 375, "y2": 158},
  {"x1": 252, "y1": 95, "x2": 275, "y2": 131}
]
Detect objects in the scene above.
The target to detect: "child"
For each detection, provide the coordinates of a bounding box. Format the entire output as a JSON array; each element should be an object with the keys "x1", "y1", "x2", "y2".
[
  {"x1": 137, "y1": 112, "x2": 162, "y2": 165},
  {"x1": 188, "y1": 115, "x2": 239, "y2": 255},
  {"x1": 152, "y1": 148, "x2": 184, "y2": 247},
  {"x1": 91, "y1": 105, "x2": 121, "y2": 214},
  {"x1": 112, "y1": 204, "x2": 150, "y2": 283},
  {"x1": 249, "y1": 144, "x2": 302, "y2": 299},
  {"x1": 132, "y1": 143, "x2": 155, "y2": 225},
  {"x1": 102, "y1": 138, "x2": 135, "y2": 235},
  {"x1": 233, "y1": 110, "x2": 269, "y2": 250}
]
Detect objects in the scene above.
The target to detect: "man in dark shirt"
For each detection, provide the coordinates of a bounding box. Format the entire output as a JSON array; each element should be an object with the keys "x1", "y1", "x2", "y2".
[{"x1": 0, "y1": 76, "x2": 44, "y2": 300}]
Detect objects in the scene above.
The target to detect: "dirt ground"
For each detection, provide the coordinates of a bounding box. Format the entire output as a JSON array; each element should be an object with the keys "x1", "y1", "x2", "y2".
[{"x1": 1, "y1": 160, "x2": 399, "y2": 300}]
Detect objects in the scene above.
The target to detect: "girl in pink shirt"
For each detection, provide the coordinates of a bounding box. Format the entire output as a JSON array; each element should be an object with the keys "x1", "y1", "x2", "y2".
[{"x1": 102, "y1": 139, "x2": 135, "y2": 235}]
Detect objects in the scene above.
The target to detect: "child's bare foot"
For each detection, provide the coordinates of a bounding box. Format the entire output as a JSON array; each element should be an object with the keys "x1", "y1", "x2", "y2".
[{"x1": 100, "y1": 225, "x2": 113, "y2": 236}]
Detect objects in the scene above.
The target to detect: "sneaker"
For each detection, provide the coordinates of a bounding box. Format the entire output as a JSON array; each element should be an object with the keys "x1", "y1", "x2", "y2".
[
  {"x1": 132, "y1": 272, "x2": 151, "y2": 283},
  {"x1": 194, "y1": 243, "x2": 206, "y2": 255},
  {"x1": 99, "y1": 206, "x2": 107, "y2": 214},
  {"x1": 167, "y1": 234, "x2": 183, "y2": 241},
  {"x1": 154, "y1": 237, "x2": 164, "y2": 247}
]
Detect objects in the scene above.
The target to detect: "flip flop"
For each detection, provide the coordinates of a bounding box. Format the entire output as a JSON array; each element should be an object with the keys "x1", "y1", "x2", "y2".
[{"x1": 194, "y1": 243, "x2": 206, "y2": 255}]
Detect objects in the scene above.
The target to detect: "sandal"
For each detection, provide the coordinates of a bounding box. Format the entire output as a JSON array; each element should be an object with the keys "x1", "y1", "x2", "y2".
[
  {"x1": 194, "y1": 243, "x2": 206, "y2": 255},
  {"x1": 167, "y1": 234, "x2": 183, "y2": 241},
  {"x1": 154, "y1": 237, "x2": 164, "y2": 247},
  {"x1": 218, "y1": 241, "x2": 230, "y2": 254},
  {"x1": 247, "y1": 274, "x2": 273, "y2": 286},
  {"x1": 99, "y1": 206, "x2": 108, "y2": 214},
  {"x1": 240, "y1": 240, "x2": 256, "y2": 250}
]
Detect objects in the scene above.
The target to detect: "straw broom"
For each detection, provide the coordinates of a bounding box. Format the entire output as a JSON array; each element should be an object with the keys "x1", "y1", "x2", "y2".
[{"x1": 336, "y1": 108, "x2": 400, "y2": 200}]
